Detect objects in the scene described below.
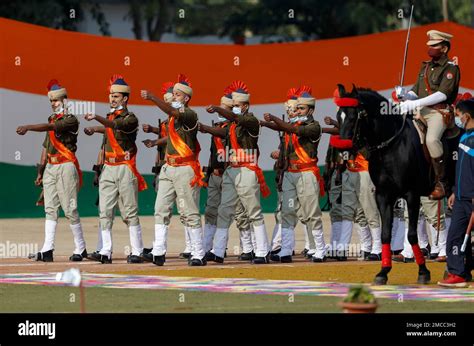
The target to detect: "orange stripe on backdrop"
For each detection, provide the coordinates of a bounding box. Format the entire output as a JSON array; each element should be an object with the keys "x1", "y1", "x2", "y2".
[{"x1": 1, "y1": 18, "x2": 473, "y2": 106}]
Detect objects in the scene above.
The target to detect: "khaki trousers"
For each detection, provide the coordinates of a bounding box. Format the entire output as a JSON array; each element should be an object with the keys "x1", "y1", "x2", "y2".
[
  {"x1": 217, "y1": 166, "x2": 265, "y2": 228},
  {"x1": 154, "y1": 164, "x2": 201, "y2": 228},
  {"x1": 43, "y1": 162, "x2": 80, "y2": 224},
  {"x1": 420, "y1": 106, "x2": 446, "y2": 158},
  {"x1": 99, "y1": 164, "x2": 139, "y2": 230}
]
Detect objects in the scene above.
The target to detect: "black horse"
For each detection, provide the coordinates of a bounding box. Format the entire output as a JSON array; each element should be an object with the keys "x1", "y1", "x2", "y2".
[{"x1": 335, "y1": 84, "x2": 459, "y2": 285}]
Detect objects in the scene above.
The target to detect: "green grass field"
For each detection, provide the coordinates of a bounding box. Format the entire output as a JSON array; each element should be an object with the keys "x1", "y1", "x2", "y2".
[{"x1": 0, "y1": 284, "x2": 471, "y2": 313}]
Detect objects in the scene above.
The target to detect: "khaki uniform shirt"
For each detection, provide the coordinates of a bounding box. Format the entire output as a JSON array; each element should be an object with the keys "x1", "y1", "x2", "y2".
[
  {"x1": 285, "y1": 117, "x2": 322, "y2": 161},
  {"x1": 225, "y1": 112, "x2": 260, "y2": 151},
  {"x1": 42, "y1": 113, "x2": 79, "y2": 154},
  {"x1": 411, "y1": 55, "x2": 461, "y2": 105},
  {"x1": 166, "y1": 106, "x2": 199, "y2": 155},
  {"x1": 102, "y1": 109, "x2": 139, "y2": 154}
]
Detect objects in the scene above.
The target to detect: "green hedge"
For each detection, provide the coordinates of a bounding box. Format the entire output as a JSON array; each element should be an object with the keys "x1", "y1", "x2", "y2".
[{"x1": 0, "y1": 163, "x2": 327, "y2": 218}]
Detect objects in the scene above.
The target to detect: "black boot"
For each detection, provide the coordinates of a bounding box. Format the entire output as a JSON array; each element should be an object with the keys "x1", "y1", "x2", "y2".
[
  {"x1": 87, "y1": 251, "x2": 101, "y2": 261},
  {"x1": 253, "y1": 253, "x2": 270, "y2": 264},
  {"x1": 99, "y1": 254, "x2": 112, "y2": 264},
  {"x1": 367, "y1": 253, "x2": 381, "y2": 261},
  {"x1": 189, "y1": 258, "x2": 207, "y2": 266},
  {"x1": 29, "y1": 249, "x2": 54, "y2": 262},
  {"x1": 127, "y1": 254, "x2": 144, "y2": 263},
  {"x1": 152, "y1": 255, "x2": 166, "y2": 266},
  {"x1": 204, "y1": 251, "x2": 224, "y2": 263},
  {"x1": 142, "y1": 252, "x2": 153, "y2": 262},
  {"x1": 69, "y1": 249, "x2": 87, "y2": 262},
  {"x1": 270, "y1": 248, "x2": 281, "y2": 255},
  {"x1": 179, "y1": 252, "x2": 192, "y2": 259},
  {"x1": 238, "y1": 251, "x2": 255, "y2": 261}
]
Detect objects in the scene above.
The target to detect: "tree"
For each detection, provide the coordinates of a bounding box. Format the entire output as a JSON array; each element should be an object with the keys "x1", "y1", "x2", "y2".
[{"x1": 0, "y1": 0, "x2": 110, "y2": 36}]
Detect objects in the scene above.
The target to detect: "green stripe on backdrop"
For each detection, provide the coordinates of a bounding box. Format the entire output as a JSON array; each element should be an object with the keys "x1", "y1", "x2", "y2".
[{"x1": 0, "y1": 163, "x2": 328, "y2": 218}]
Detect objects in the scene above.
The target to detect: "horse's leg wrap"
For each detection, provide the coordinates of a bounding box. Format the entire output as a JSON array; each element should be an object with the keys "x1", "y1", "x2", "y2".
[
  {"x1": 381, "y1": 243, "x2": 392, "y2": 267},
  {"x1": 411, "y1": 243, "x2": 426, "y2": 265}
]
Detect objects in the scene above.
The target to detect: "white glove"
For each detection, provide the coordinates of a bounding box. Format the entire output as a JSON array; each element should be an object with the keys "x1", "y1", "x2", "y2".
[
  {"x1": 395, "y1": 86, "x2": 418, "y2": 101},
  {"x1": 399, "y1": 91, "x2": 447, "y2": 114},
  {"x1": 399, "y1": 100, "x2": 420, "y2": 114}
]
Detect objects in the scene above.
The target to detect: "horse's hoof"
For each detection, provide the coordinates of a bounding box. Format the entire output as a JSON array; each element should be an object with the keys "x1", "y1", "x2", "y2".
[
  {"x1": 417, "y1": 272, "x2": 431, "y2": 285},
  {"x1": 374, "y1": 275, "x2": 388, "y2": 285}
]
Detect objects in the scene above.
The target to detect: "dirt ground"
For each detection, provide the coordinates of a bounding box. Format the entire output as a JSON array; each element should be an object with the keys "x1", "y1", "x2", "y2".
[
  {"x1": 0, "y1": 213, "x2": 329, "y2": 259},
  {"x1": 0, "y1": 213, "x2": 453, "y2": 285}
]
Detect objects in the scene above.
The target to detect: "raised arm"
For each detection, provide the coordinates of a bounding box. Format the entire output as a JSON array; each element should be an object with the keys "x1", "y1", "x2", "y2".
[
  {"x1": 17, "y1": 123, "x2": 55, "y2": 135},
  {"x1": 84, "y1": 126, "x2": 105, "y2": 136},
  {"x1": 142, "y1": 136, "x2": 168, "y2": 148},
  {"x1": 198, "y1": 122, "x2": 227, "y2": 138},
  {"x1": 84, "y1": 114, "x2": 115, "y2": 128},
  {"x1": 142, "y1": 123, "x2": 160, "y2": 135},
  {"x1": 259, "y1": 120, "x2": 282, "y2": 132},
  {"x1": 263, "y1": 113, "x2": 298, "y2": 134},
  {"x1": 141, "y1": 90, "x2": 179, "y2": 117},
  {"x1": 206, "y1": 105, "x2": 238, "y2": 122},
  {"x1": 322, "y1": 127, "x2": 339, "y2": 135}
]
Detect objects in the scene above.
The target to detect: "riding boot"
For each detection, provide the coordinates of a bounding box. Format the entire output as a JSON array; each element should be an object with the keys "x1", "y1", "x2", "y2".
[{"x1": 429, "y1": 156, "x2": 446, "y2": 200}]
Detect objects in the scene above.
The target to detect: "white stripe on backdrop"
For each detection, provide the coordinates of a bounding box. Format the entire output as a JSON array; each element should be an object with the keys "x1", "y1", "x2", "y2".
[{"x1": 1, "y1": 87, "x2": 472, "y2": 171}]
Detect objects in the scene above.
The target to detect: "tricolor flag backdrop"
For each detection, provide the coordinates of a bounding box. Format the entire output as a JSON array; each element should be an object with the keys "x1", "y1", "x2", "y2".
[{"x1": 1, "y1": 18, "x2": 473, "y2": 218}]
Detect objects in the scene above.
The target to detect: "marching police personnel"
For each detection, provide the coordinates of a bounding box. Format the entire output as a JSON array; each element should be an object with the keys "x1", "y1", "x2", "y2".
[
  {"x1": 205, "y1": 81, "x2": 271, "y2": 264},
  {"x1": 198, "y1": 85, "x2": 255, "y2": 260},
  {"x1": 141, "y1": 74, "x2": 207, "y2": 266},
  {"x1": 263, "y1": 88, "x2": 326, "y2": 262},
  {"x1": 84, "y1": 117, "x2": 128, "y2": 259},
  {"x1": 17, "y1": 80, "x2": 87, "y2": 262},
  {"x1": 141, "y1": 82, "x2": 193, "y2": 260},
  {"x1": 260, "y1": 87, "x2": 317, "y2": 258},
  {"x1": 84, "y1": 75, "x2": 147, "y2": 264}
]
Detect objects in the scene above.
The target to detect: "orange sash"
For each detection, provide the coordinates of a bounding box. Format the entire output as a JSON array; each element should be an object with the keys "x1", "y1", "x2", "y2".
[
  {"x1": 229, "y1": 123, "x2": 270, "y2": 198},
  {"x1": 285, "y1": 132, "x2": 325, "y2": 197},
  {"x1": 167, "y1": 116, "x2": 206, "y2": 187},
  {"x1": 160, "y1": 121, "x2": 168, "y2": 137},
  {"x1": 213, "y1": 122, "x2": 228, "y2": 157},
  {"x1": 347, "y1": 153, "x2": 369, "y2": 172},
  {"x1": 48, "y1": 115, "x2": 83, "y2": 188},
  {"x1": 105, "y1": 112, "x2": 147, "y2": 192}
]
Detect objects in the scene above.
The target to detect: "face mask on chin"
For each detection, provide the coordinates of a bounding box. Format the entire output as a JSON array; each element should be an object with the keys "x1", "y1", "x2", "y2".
[
  {"x1": 428, "y1": 47, "x2": 443, "y2": 60},
  {"x1": 171, "y1": 101, "x2": 183, "y2": 109},
  {"x1": 298, "y1": 116, "x2": 308, "y2": 122},
  {"x1": 111, "y1": 105, "x2": 123, "y2": 113},
  {"x1": 232, "y1": 107, "x2": 242, "y2": 115},
  {"x1": 289, "y1": 116, "x2": 299, "y2": 124},
  {"x1": 53, "y1": 106, "x2": 64, "y2": 114}
]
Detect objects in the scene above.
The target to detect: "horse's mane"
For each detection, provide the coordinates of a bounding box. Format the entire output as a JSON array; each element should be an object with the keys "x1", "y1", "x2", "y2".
[{"x1": 356, "y1": 87, "x2": 388, "y2": 110}]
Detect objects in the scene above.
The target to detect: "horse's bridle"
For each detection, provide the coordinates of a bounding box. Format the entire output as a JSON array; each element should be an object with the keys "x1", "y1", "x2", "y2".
[{"x1": 351, "y1": 103, "x2": 407, "y2": 153}]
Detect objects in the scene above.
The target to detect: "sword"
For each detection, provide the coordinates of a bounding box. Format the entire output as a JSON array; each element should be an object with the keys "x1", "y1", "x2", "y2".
[
  {"x1": 396, "y1": 4, "x2": 414, "y2": 98},
  {"x1": 400, "y1": 4, "x2": 414, "y2": 87}
]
